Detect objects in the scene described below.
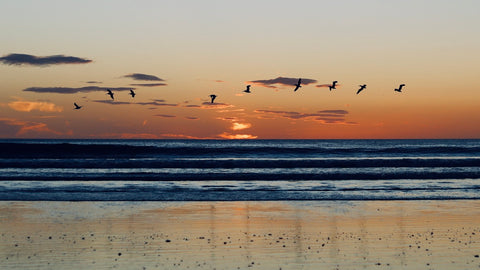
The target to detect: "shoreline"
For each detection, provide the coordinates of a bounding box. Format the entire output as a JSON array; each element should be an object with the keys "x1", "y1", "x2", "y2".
[{"x1": 1, "y1": 200, "x2": 480, "y2": 269}]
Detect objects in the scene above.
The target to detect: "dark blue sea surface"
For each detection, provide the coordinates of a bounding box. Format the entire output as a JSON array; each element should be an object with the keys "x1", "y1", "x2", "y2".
[{"x1": 1, "y1": 139, "x2": 480, "y2": 201}]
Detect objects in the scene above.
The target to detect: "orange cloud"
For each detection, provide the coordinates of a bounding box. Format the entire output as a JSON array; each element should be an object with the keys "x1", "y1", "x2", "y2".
[
  {"x1": 160, "y1": 133, "x2": 212, "y2": 139},
  {"x1": 94, "y1": 133, "x2": 161, "y2": 139},
  {"x1": 218, "y1": 132, "x2": 258, "y2": 139},
  {"x1": 0, "y1": 117, "x2": 69, "y2": 137},
  {"x1": 231, "y1": 122, "x2": 251, "y2": 131},
  {"x1": 254, "y1": 109, "x2": 356, "y2": 124},
  {"x1": 8, "y1": 100, "x2": 63, "y2": 112},
  {"x1": 200, "y1": 102, "x2": 234, "y2": 110}
]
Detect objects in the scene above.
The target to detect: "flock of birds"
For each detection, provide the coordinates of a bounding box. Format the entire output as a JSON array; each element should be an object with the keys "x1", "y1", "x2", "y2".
[
  {"x1": 74, "y1": 79, "x2": 406, "y2": 109},
  {"x1": 208, "y1": 79, "x2": 405, "y2": 104},
  {"x1": 74, "y1": 89, "x2": 136, "y2": 110}
]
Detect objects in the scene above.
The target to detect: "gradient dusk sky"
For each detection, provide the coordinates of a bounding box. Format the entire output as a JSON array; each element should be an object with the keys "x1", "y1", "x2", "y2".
[{"x1": 1, "y1": 0, "x2": 479, "y2": 139}]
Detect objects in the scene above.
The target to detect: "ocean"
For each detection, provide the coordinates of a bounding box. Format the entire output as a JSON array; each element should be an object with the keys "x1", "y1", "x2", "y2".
[{"x1": 1, "y1": 139, "x2": 479, "y2": 201}]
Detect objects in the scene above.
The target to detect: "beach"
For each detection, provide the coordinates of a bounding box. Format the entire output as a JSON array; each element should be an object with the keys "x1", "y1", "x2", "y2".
[{"x1": 1, "y1": 200, "x2": 480, "y2": 269}]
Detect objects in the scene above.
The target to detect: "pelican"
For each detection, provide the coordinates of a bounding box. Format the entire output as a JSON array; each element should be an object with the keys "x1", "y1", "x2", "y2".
[
  {"x1": 74, "y1": 103, "x2": 82, "y2": 110},
  {"x1": 294, "y1": 78, "x2": 302, "y2": 92},
  {"x1": 209, "y1": 94, "x2": 217, "y2": 103},
  {"x1": 357, "y1": 84, "x2": 366, "y2": 94},
  {"x1": 129, "y1": 89, "x2": 136, "y2": 98},
  {"x1": 243, "y1": 85, "x2": 251, "y2": 93},
  {"x1": 394, "y1": 84, "x2": 405, "y2": 92},
  {"x1": 329, "y1": 81, "x2": 338, "y2": 91},
  {"x1": 106, "y1": 89, "x2": 114, "y2": 100}
]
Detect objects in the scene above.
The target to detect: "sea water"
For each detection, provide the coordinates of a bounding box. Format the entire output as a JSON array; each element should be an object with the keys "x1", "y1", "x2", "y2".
[{"x1": 0, "y1": 139, "x2": 479, "y2": 201}]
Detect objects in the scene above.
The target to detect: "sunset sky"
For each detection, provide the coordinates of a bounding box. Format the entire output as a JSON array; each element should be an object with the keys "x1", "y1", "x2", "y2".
[{"x1": 1, "y1": 0, "x2": 479, "y2": 139}]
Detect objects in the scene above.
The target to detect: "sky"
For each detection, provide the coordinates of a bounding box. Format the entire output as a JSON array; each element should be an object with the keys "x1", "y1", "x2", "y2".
[{"x1": 1, "y1": 0, "x2": 479, "y2": 139}]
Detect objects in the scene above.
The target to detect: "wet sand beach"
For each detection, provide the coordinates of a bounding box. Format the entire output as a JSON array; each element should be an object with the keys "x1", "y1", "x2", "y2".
[{"x1": 1, "y1": 200, "x2": 480, "y2": 269}]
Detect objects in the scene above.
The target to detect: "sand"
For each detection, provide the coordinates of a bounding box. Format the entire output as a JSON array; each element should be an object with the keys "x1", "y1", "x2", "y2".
[{"x1": 1, "y1": 200, "x2": 480, "y2": 269}]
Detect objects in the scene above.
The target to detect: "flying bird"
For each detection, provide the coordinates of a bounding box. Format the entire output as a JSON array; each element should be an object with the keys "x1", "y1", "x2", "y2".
[
  {"x1": 357, "y1": 84, "x2": 367, "y2": 94},
  {"x1": 209, "y1": 94, "x2": 217, "y2": 103},
  {"x1": 294, "y1": 78, "x2": 302, "y2": 92},
  {"x1": 243, "y1": 85, "x2": 251, "y2": 93},
  {"x1": 394, "y1": 84, "x2": 405, "y2": 92},
  {"x1": 129, "y1": 89, "x2": 136, "y2": 98},
  {"x1": 106, "y1": 89, "x2": 114, "y2": 100},
  {"x1": 329, "y1": 81, "x2": 338, "y2": 91},
  {"x1": 74, "y1": 103, "x2": 82, "y2": 110}
]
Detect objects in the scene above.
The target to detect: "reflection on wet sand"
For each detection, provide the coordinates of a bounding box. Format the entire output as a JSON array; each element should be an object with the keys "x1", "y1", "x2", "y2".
[{"x1": 1, "y1": 201, "x2": 480, "y2": 269}]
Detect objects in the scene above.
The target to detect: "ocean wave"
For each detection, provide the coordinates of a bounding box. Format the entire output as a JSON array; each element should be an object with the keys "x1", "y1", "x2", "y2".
[
  {"x1": 1, "y1": 167, "x2": 479, "y2": 181},
  {"x1": 1, "y1": 157, "x2": 479, "y2": 169},
  {"x1": 2, "y1": 141, "x2": 480, "y2": 158},
  {"x1": 1, "y1": 179, "x2": 480, "y2": 201}
]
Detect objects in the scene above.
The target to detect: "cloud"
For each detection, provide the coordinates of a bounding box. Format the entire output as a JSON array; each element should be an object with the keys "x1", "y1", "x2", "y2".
[
  {"x1": 199, "y1": 102, "x2": 234, "y2": 109},
  {"x1": 123, "y1": 73, "x2": 164, "y2": 81},
  {"x1": 216, "y1": 117, "x2": 239, "y2": 121},
  {"x1": 216, "y1": 117, "x2": 252, "y2": 131},
  {"x1": 94, "y1": 133, "x2": 161, "y2": 139},
  {"x1": 155, "y1": 114, "x2": 176, "y2": 118},
  {"x1": 8, "y1": 100, "x2": 63, "y2": 112},
  {"x1": 129, "y1": 83, "x2": 167, "y2": 87},
  {"x1": 218, "y1": 132, "x2": 258, "y2": 139},
  {"x1": 0, "y1": 53, "x2": 92, "y2": 66},
  {"x1": 185, "y1": 116, "x2": 199, "y2": 120},
  {"x1": 159, "y1": 133, "x2": 209, "y2": 139},
  {"x1": 254, "y1": 109, "x2": 348, "y2": 119},
  {"x1": 318, "y1": 110, "x2": 348, "y2": 115},
  {"x1": 137, "y1": 100, "x2": 178, "y2": 107},
  {"x1": 231, "y1": 122, "x2": 251, "y2": 131},
  {"x1": 254, "y1": 109, "x2": 356, "y2": 125},
  {"x1": 91, "y1": 99, "x2": 178, "y2": 107},
  {"x1": 247, "y1": 77, "x2": 317, "y2": 89},
  {"x1": 0, "y1": 118, "x2": 71, "y2": 137},
  {"x1": 86, "y1": 81, "x2": 102, "y2": 84},
  {"x1": 92, "y1": 100, "x2": 133, "y2": 105},
  {"x1": 316, "y1": 83, "x2": 342, "y2": 88},
  {"x1": 23, "y1": 86, "x2": 134, "y2": 94}
]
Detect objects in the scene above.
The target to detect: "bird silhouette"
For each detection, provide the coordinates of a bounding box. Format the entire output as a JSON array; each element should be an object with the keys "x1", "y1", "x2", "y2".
[
  {"x1": 209, "y1": 94, "x2": 217, "y2": 103},
  {"x1": 329, "y1": 81, "x2": 338, "y2": 91},
  {"x1": 357, "y1": 84, "x2": 367, "y2": 94},
  {"x1": 394, "y1": 84, "x2": 405, "y2": 92},
  {"x1": 106, "y1": 89, "x2": 114, "y2": 100},
  {"x1": 243, "y1": 85, "x2": 251, "y2": 93},
  {"x1": 74, "y1": 103, "x2": 82, "y2": 110},
  {"x1": 129, "y1": 89, "x2": 136, "y2": 98},
  {"x1": 294, "y1": 78, "x2": 302, "y2": 92}
]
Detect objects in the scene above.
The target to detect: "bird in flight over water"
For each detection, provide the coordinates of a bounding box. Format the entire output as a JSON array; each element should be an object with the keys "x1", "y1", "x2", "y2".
[
  {"x1": 74, "y1": 103, "x2": 82, "y2": 110},
  {"x1": 106, "y1": 89, "x2": 114, "y2": 100},
  {"x1": 129, "y1": 89, "x2": 136, "y2": 98},
  {"x1": 329, "y1": 81, "x2": 338, "y2": 91},
  {"x1": 243, "y1": 85, "x2": 251, "y2": 93},
  {"x1": 357, "y1": 84, "x2": 367, "y2": 94},
  {"x1": 394, "y1": 84, "x2": 405, "y2": 92},
  {"x1": 210, "y1": 94, "x2": 217, "y2": 103},
  {"x1": 294, "y1": 78, "x2": 302, "y2": 92}
]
